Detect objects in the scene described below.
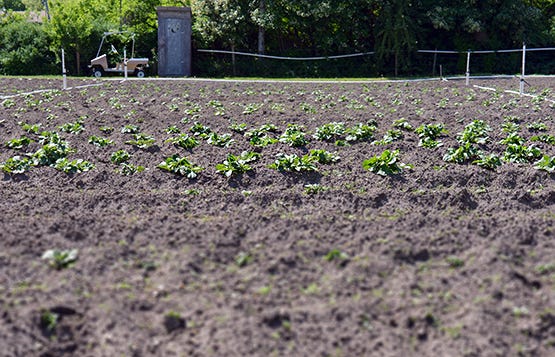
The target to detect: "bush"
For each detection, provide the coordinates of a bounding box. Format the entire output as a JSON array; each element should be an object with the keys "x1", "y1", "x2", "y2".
[{"x1": 0, "y1": 13, "x2": 57, "y2": 75}]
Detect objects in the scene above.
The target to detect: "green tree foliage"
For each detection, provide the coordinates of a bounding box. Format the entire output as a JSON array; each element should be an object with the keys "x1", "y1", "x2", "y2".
[{"x1": 0, "y1": 12, "x2": 56, "y2": 74}]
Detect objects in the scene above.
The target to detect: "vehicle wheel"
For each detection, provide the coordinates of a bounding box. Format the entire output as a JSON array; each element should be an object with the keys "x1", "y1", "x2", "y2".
[
  {"x1": 136, "y1": 69, "x2": 146, "y2": 78},
  {"x1": 92, "y1": 68, "x2": 103, "y2": 78}
]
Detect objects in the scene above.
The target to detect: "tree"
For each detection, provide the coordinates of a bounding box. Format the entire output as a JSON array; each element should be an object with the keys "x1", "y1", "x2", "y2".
[
  {"x1": 0, "y1": 12, "x2": 56, "y2": 74},
  {"x1": 375, "y1": 0, "x2": 418, "y2": 76}
]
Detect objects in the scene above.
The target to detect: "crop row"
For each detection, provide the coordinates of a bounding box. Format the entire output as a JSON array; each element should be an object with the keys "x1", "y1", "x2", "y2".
[{"x1": 2, "y1": 112, "x2": 555, "y2": 178}]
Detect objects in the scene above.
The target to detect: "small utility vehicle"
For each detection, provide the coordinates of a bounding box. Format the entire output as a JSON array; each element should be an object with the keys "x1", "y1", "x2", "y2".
[{"x1": 89, "y1": 31, "x2": 149, "y2": 78}]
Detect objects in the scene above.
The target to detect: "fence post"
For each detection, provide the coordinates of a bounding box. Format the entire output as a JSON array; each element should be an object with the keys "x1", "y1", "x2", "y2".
[
  {"x1": 520, "y1": 43, "x2": 526, "y2": 96},
  {"x1": 124, "y1": 48, "x2": 128, "y2": 81},
  {"x1": 61, "y1": 48, "x2": 67, "y2": 90},
  {"x1": 466, "y1": 50, "x2": 471, "y2": 86}
]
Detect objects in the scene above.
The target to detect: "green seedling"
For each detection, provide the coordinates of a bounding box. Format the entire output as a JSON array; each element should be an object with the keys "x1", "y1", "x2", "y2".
[
  {"x1": 270, "y1": 153, "x2": 317, "y2": 172},
  {"x1": 309, "y1": 149, "x2": 340, "y2": 164},
  {"x1": 88, "y1": 135, "x2": 113, "y2": 147},
  {"x1": 499, "y1": 132, "x2": 525, "y2": 145},
  {"x1": 373, "y1": 129, "x2": 403, "y2": 145},
  {"x1": 54, "y1": 158, "x2": 95, "y2": 173},
  {"x1": 279, "y1": 124, "x2": 308, "y2": 147},
  {"x1": 99, "y1": 126, "x2": 114, "y2": 134},
  {"x1": 40, "y1": 310, "x2": 59, "y2": 331},
  {"x1": 304, "y1": 184, "x2": 329, "y2": 195},
  {"x1": 32, "y1": 140, "x2": 73, "y2": 167},
  {"x1": 346, "y1": 123, "x2": 376, "y2": 142},
  {"x1": 473, "y1": 154, "x2": 502, "y2": 170},
  {"x1": 19, "y1": 122, "x2": 41, "y2": 134},
  {"x1": 362, "y1": 149, "x2": 412, "y2": 176},
  {"x1": 121, "y1": 124, "x2": 140, "y2": 134},
  {"x1": 235, "y1": 251, "x2": 252, "y2": 267},
  {"x1": 393, "y1": 118, "x2": 413, "y2": 131},
  {"x1": 534, "y1": 155, "x2": 555, "y2": 173},
  {"x1": 125, "y1": 133, "x2": 156, "y2": 149},
  {"x1": 207, "y1": 132, "x2": 234, "y2": 147},
  {"x1": 216, "y1": 151, "x2": 260, "y2": 177},
  {"x1": 117, "y1": 163, "x2": 145, "y2": 176},
  {"x1": 531, "y1": 134, "x2": 555, "y2": 145},
  {"x1": 443, "y1": 143, "x2": 480, "y2": 164},
  {"x1": 527, "y1": 122, "x2": 548, "y2": 132},
  {"x1": 457, "y1": 120, "x2": 490, "y2": 145},
  {"x1": 59, "y1": 119, "x2": 84, "y2": 134},
  {"x1": 6, "y1": 136, "x2": 32, "y2": 150},
  {"x1": 324, "y1": 248, "x2": 349, "y2": 262},
  {"x1": 229, "y1": 122, "x2": 248, "y2": 133},
  {"x1": 189, "y1": 122, "x2": 212, "y2": 139},
  {"x1": 166, "y1": 125, "x2": 181, "y2": 134},
  {"x1": 110, "y1": 150, "x2": 131, "y2": 164},
  {"x1": 245, "y1": 127, "x2": 278, "y2": 147},
  {"x1": 166, "y1": 134, "x2": 199, "y2": 150},
  {"x1": 415, "y1": 123, "x2": 447, "y2": 148},
  {"x1": 41, "y1": 249, "x2": 78, "y2": 270},
  {"x1": 158, "y1": 155, "x2": 204, "y2": 178},
  {"x1": 313, "y1": 122, "x2": 346, "y2": 142},
  {"x1": 503, "y1": 144, "x2": 542, "y2": 163},
  {"x1": 0, "y1": 156, "x2": 31, "y2": 174},
  {"x1": 242, "y1": 103, "x2": 263, "y2": 114}
]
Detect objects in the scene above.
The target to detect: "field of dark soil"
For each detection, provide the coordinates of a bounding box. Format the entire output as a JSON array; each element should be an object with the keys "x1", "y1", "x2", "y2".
[{"x1": 1, "y1": 76, "x2": 554, "y2": 356}]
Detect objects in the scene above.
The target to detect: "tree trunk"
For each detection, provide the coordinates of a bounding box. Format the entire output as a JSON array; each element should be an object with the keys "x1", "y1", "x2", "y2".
[
  {"x1": 76, "y1": 49, "x2": 81, "y2": 76},
  {"x1": 258, "y1": 0, "x2": 265, "y2": 54}
]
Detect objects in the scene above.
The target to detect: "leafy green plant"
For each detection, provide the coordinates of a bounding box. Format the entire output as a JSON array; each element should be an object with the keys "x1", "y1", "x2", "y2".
[
  {"x1": 19, "y1": 122, "x2": 41, "y2": 134},
  {"x1": 117, "y1": 163, "x2": 145, "y2": 176},
  {"x1": 374, "y1": 129, "x2": 403, "y2": 145},
  {"x1": 503, "y1": 144, "x2": 542, "y2": 163},
  {"x1": 415, "y1": 123, "x2": 447, "y2": 148},
  {"x1": 216, "y1": 151, "x2": 260, "y2": 177},
  {"x1": 324, "y1": 248, "x2": 349, "y2": 262},
  {"x1": 121, "y1": 124, "x2": 140, "y2": 134},
  {"x1": 1, "y1": 156, "x2": 31, "y2": 174},
  {"x1": 166, "y1": 125, "x2": 181, "y2": 134},
  {"x1": 166, "y1": 134, "x2": 199, "y2": 150},
  {"x1": 6, "y1": 136, "x2": 32, "y2": 149},
  {"x1": 189, "y1": 122, "x2": 212, "y2": 138},
  {"x1": 41, "y1": 249, "x2": 78, "y2": 270},
  {"x1": 245, "y1": 126, "x2": 278, "y2": 148},
  {"x1": 473, "y1": 153, "x2": 502, "y2": 170},
  {"x1": 443, "y1": 143, "x2": 480, "y2": 164},
  {"x1": 40, "y1": 311, "x2": 59, "y2": 331},
  {"x1": 304, "y1": 184, "x2": 329, "y2": 195},
  {"x1": 229, "y1": 122, "x2": 248, "y2": 133},
  {"x1": 99, "y1": 126, "x2": 114, "y2": 134},
  {"x1": 54, "y1": 158, "x2": 95, "y2": 173},
  {"x1": 313, "y1": 122, "x2": 346, "y2": 142},
  {"x1": 362, "y1": 150, "x2": 412, "y2": 176},
  {"x1": 88, "y1": 135, "x2": 113, "y2": 147},
  {"x1": 531, "y1": 134, "x2": 555, "y2": 145},
  {"x1": 125, "y1": 133, "x2": 156, "y2": 149},
  {"x1": 235, "y1": 251, "x2": 252, "y2": 267},
  {"x1": 534, "y1": 155, "x2": 555, "y2": 173},
  {"x1": 59, "y1": 119, "x2": 84, "y2": 134},
  {"x1": 207, "y1": 132, "x2": 234, "y2": 147},
  {"x1": 309, "y1": 149, "x2": 340, "y2": 164},
  {"x1": 279, "y1": 124, "x2": 308, "y2": 147},
  {"x1": 527, "y1": 122, "x2": 548, "y2": 132},
  {"x1": 499, "y1": 132, "x2": 525, "y2": 146},
  {"x1": 345, "y1": 123, "x2": 376, "y2": 142},
  {"x1": 270, "y1": 153, "x2": 317, "y2": 172},
  {"x1": 457, "y1": 120, "x2": 490, "y2": 145},
  {"x1": 110, "y1": 150, "x2": 131, "y2": 164},
  {"x1": 158, "y1": 155, "x2": 204, "y2": 178},
  {"x1": 393, "y1": 118, "x2": 413, "y2": 131},
  {"x1": 32, "y1": 140, "x2": 73, "y2": 167},
  {"x1": 242, "y1": 103, "x2": 263, "y2": 114}
]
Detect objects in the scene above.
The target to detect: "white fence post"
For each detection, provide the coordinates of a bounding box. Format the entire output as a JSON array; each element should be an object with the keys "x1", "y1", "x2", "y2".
[
  {"x1": 124, "y1": 48, "x2": 128, "y2": 81},
  {"x1": 520, "y1": 43, "x2": 526, "y2": 96},
  {"x1": 61, "y1": 48, "x2": 67, "y2": 90},
  {"x1": 465, "y1": 50, "x2": 471, "y2": 86}
]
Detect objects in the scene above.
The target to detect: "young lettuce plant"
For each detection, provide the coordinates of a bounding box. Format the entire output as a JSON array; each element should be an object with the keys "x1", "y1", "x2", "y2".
[
  {"x1": 279, "y1": 124, "x2": 308, "y2": 147},
  {"x1": 1, "y1": 156, "x2": 31, "y2": 175},
  {"x1": 269, "y1": 153, "x2": 317, "y2": 172},
  {"x1": 166, "y1": 133, "x2": 199, "y2": 150},
  {"x1": 158, "y1": 155, "x2": 204, "y2": 178},
  {"x1": 309, "y1": 149, "x2": 340, "y2": 164},
  {"x1": 534, "y1": 155, "x2": 555, "y2": 173},
  {"x1": 216, "y1": 151, "x2": 260, "y2": 177},
  {"x1": 362, "y1": 149, "x2": 412, "y2": 176}
]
